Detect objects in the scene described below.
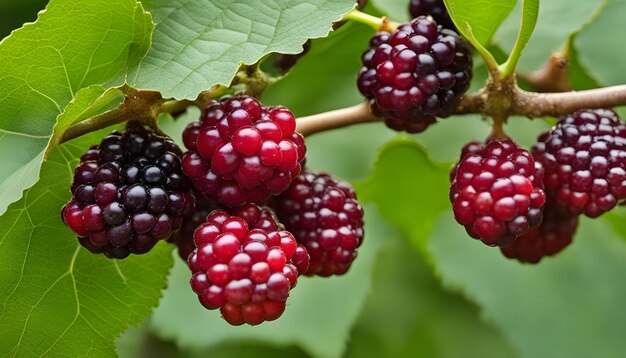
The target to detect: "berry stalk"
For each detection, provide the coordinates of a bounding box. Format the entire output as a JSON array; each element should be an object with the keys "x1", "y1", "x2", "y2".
[
  {"x1": 341, "y1": 9, "x2": 399, "y2": 32},
  {"x1": 295, "y1": 103, "x2": 379, "y2": 137}
]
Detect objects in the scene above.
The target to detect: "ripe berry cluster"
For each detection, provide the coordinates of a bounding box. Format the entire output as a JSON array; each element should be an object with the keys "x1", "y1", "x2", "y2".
[
  {"x1": 357, "y1": 16, "x2": 472, "y2": 133},
  {"x1": 450, "y1": 109, "x2": 626, "y2": 263},
  {"x1": 181, "y1": 95, "x2": 306, "y2": 207},
  {"x1": 450, "y1": 139, "x2": 546, "y2": 247},
  {"x1": 275, "y1": 171, "x2": 364, "y2": 276},
  {"x1": 61, "y1": 122, "x2": 195, "y2": 259},
  {"x1": 188, "y1": 205, "x2": 309, "y2": 325},
  {"x1": 61, "y1": 95, "x2": 365, "y2": 325}
]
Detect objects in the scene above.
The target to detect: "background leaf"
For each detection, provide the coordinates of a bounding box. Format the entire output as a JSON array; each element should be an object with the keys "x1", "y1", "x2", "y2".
[
  {"x1": 357, "y1": 139, "x2": 450, "y2": 254},
  {"x1": 345, "y1": 235, "x2": 516, "y2": 358},
  {"x1": 0, "y1": 0, "x2": 152, "y2": 215},
  {"x1": 132, "y1": 0, "x2": 357, "y2": 99},
  {"x1": 575, "y1": 0, "x2": 626, "y2": 86},
  {"x1": 0, "y1": 130, "x2": 173, "y2": 357},
  {"x1": 429, "y1": 213, "x2": 626, "y2": 358}
]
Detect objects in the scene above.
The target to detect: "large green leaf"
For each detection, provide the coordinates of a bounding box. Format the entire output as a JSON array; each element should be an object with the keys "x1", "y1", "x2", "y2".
[
  {"x1": 148, "y1": 205, "x2": 390, "y2": 358},
  {"x1": 0, "y1": 0, "x2": 153, "y2": 216},
  {"x1": 575, "y1": 0, "x2": 626, "y2": 85},
  {"x1": 345, "y1": 236, "x2": 517, "y2": 358},
  {"x1": 0, "y1": 131, "x2": 173, "y2": 357},
  {"x1": 429, "y1": 213, "x2": 626, "y2": 358},
  {"x1": 133, "y1": 0, "x2": 357, "y2": 99},
  {"x1": 357, "y1": 139, "x2": 451, "y2": 254}
]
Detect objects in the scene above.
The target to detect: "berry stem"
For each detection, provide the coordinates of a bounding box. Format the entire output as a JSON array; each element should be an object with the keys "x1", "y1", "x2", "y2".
[
  {"x1": 60, "y1": 88, "x2": 164, "y2": 144},
  {"x1": 296, "y1": 102, "x2": 380, "y2": 136},
  {"x1": 489, "y1": 115, "x2": 507, "y2": 140},
  {"x1": 342, "y1": 9, "x2": 398, "y2": 32},
  {"x1": 498, "y1": 0, "x2": 540, "y2": 78}
]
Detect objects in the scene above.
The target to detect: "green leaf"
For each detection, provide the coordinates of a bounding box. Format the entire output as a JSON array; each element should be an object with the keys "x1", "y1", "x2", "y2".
[
  {"x1": 429, "y1": 213, "x2": 626, "y2": 357},
  {"x1": 575, "y1": 0, "x2": 626, "y2": 85},
  {"x1": 148, "y1": 205, "x2": 390, "y2": 358},
  {"x1": 443, "y1": 0, "x2": 516, "y2": 46},
  {"x1": 345, "y1": 235, "x2": 517, "y2": 358},
  {"x1": 567, "y1": 38, "x2": 601, "y2": 91},
  {"x1": 357, "y1": 139, "x2": 451, "y2": 254},
  {"x1": 499, "y1": 0, "x2": 539, "y2": 76},
  {"x1": 0, "y1": 131, "x2": 173, "y2": 357},
  {"x1": 0, "y1": 0, "x2": 153, "y2": 216},
  {"x1": 133, "y1": 0, "x2": 357, "y2": 99}
]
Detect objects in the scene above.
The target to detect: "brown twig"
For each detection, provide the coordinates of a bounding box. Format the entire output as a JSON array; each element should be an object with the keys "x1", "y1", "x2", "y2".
[
  {"x1": 296, "y1": 102, "x2": 379, "y2": 136},
  {"x1": 513, "y1": 85, "x2": 626, "y2": 117},
  {"x1": 519, "y1": 53, "x2": 572, "y2": 92}
]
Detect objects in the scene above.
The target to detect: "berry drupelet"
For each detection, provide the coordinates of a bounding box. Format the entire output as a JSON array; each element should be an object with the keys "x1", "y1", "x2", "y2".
[
  {"x1": 61, "y1": 122, "x2": 195, "y2": 259},
  {"x1": 274, "y1": 170, "x2": 364, "y2": 276},
  {"x1": 532, "y1": 109, "x2": 626, "y2": 218},
  {"x1": 357, "y1": 17, "x2": 472, "y2": 133},
  {"x1": 181, "y1": 95, "x2": 307, "y2": 208},
  {"x1": 409, "y1": 0, "x2": 455, "y2": 30},
  {"x1": 187, "y1": 205, "x2": 310, "y2": 325},
  {"x1": 500, "y1": 199, "x2": 577, "y2": 264},
  {"x1": 450, "y1": 139, "x2": 546, "y2": 246}
]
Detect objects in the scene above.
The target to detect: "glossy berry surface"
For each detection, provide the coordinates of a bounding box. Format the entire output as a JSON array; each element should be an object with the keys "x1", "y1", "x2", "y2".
[
  {"x1": 409, "y1": 0, "x2": 455, "y2": 30},
  {"x1": 450, "y1": 139, "x2": 546, "y2": 246},
  {"x1": 182, "y1": 95, "x2": 307, "y2": 208},
  {"x1": 188, "y1": 206, "x2": 309, "y2": 325},
  {"x1": 357, "y1": 17, "x2": 472, "y2": 133},
  {"x1": 275, "y1": 170, "x2": 364, "y2": 276},
  {"x1": 500, "y1": 200, "x2": 577, "y2": 263},
  {"x1": 167, "y1": 193, "x2": 219, "y2": 261},
  {"x1": 532, "y1": 109, "x2": 626, "y2": 218},
  {"x1": 61, "y1": 122, "x2": 195, "y2": 259}
]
